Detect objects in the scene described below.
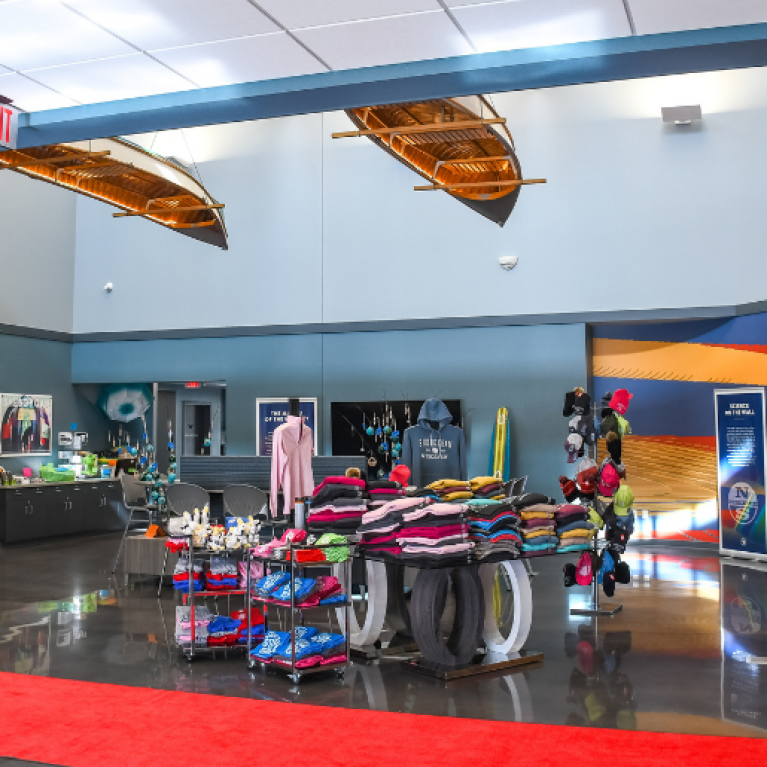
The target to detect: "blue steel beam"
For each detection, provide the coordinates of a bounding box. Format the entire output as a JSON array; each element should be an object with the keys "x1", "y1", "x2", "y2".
[{"x1": 16, "y1": 23, "x2": 767, "y2": 148}]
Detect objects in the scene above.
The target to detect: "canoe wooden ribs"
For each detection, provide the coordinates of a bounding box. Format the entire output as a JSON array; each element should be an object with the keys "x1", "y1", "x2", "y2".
[
  {"x1": 0, "y1": 137, "x2": 227, "y2": 249},
  {"x1": 334, "y1": 97, "x2": 545, "y2": 226}
]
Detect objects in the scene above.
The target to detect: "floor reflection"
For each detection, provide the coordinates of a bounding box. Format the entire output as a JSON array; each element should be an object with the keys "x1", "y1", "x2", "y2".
[{"x1": 1, "y1": 535, "x2": 767, "y2": 738}]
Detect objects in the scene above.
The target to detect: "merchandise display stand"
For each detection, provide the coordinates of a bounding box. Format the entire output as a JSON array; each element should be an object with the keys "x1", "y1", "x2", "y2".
[
  {"x1": 246, "y1": 543, "x2": 352, "y2": 684},
  {"x1": 569, "y1": 528, "x2": 622, "y2": 617},
  {"x1": 357, "y1": 553, "x2": 543, "y2": 679},
  {"x1": 178, "y1": 536, "x2": 248, "y2": 661}
]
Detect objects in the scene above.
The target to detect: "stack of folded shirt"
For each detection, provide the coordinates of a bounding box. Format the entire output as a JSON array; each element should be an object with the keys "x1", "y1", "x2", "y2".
[
  {"x1": 231, "y1": 607, "x2": 265, "y2": 644},
  {"x1": 308, "y1": 476, "x2": 368, "y2": 534},
  {"x1": 357, "y1": 497, "x2": 433, "y2": 559},
  {"x1": 427, "y1": 479, "x2": 473, "y2": 502},
  {"x1": 466, "y1": 499, "x2": 522, "y2": 562},
  {"x1": 511, "y1": 493, "x2": 559, "y2": 556},
  {"x1": 250, "y1": 627, "x2": 346, "y2": 669},
  {"x1": 206, "y1": 614, "x2": 241, "y2": 646},
  {"x1": 397, "y1": 502, "x2": 473, "y2": 565},
  {"x1": 172, "y1": 557, "x2": 204, "y2": 592},
  {"x1": 206, "y1": 556, "x2": 239, "y2": 590},
  {"x1": 175, "y1": 605, "x2": 213, "y2": 646},
  {"x1": 165, "y1": 538, "x2": 189, "y2": 553},
  {"x1": 251, "y1": 528, "x2": 307, "y2": 560},
  {"x1": 556, "y1": 504, "x2": 595, "y2": 552},
  {"x1": 469, "y1": 476, "x2": 506, "y2": 501},
  {"x1": 250, "y1": 572, "x2": 348, "y2": 606},
  {"x1": 366, "y1": 479, "x2": 407, "y2": 506}
]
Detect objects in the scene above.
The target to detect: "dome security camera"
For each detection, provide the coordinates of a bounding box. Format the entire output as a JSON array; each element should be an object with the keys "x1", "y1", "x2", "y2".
[
  {"x1": 104, "y1": 282, "x2": 113, "y2": 292},
  {"x1": 498, "y1": 256, "x2": 518, "y2": 271}
]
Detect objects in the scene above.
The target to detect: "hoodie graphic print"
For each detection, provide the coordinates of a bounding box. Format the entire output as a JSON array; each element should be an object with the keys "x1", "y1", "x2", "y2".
[{"x1": 401, "y1": 399, "x2": 467, "y2": 488}]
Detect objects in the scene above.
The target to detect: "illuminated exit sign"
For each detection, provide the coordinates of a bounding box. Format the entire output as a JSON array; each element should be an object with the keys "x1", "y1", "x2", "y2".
[
  {"x1": 0, "y1": 104, "x2": 18, "y2": 150},
  {"x1": 186, "y1": 382, "x2": 201, "y2": 389}
]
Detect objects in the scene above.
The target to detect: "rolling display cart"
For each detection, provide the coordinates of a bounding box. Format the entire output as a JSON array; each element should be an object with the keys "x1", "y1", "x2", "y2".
[
  {"x1": 177, "y1": 535, "x2": 249, "y2": 661},
  {"x1": 246, "y1": 542, "x2": 352, "y2": 684}
]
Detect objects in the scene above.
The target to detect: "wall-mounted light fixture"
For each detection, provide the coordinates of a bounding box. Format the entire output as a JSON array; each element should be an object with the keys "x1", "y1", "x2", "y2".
[{"x1": 661, "y1": 105, "x2": 702, "y2": 125}]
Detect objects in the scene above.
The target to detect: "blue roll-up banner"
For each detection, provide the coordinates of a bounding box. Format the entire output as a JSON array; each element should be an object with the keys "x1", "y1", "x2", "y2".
[
  {"x1": 716, "y1": 388, "x2": 767, "y2": 561},
  {"x1": 256, "y1": 398, "x2": 318, "y2": 457}
]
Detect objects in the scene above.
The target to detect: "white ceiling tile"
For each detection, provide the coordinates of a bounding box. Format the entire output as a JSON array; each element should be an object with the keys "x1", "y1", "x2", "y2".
[
  {"x1": 451, "y1": 0, "x2": 631, "y2": 53},
  {"x1": 257, "y1": 0, "x2": 440, "y2": 28},
  {"x1": 65, "y1": 0, "x2": 279, "y2": 51},
  {"x1": 152, "y1": 34, "x2": 326, "y2": 87},
  {"x1": 0, "y1": 72, "x2": 80, "y2": 111},
  {"x1": 0, "y1": 0, "x2": 134, "y2": 70},
  {"x1": 0, "y1": 63, "x2": 11, "y2": 74},
  {"x1": 293, "y1": 11, "x2": 473, "y2": 70},
  {"x1": 25, "y1": 55, "x2": 195, "y2": 105},
  {"x1": 629, "y1": 0, "x2": 767, "y2": 35}
]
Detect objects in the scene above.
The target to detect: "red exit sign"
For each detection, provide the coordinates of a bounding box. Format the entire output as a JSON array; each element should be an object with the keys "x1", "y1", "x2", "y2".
[
  {"x1": 0, "y1": 104, "x2": 18, "y2": 150},
  {"x1": 186, "y1": 381, "x2": 201, "y2": 389}
]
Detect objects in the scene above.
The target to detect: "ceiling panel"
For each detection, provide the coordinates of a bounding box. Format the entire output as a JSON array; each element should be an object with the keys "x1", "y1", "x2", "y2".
[
  {"x1": 0, "y1": 63, "x2": 11, "y2": 74},
  {"x1": 0, "y1": 0, "x2": 134, "y2": 70},
  {"x1": 256, "y1": 0, "x2": 441, "y2": 28},
  {"x1": 26, "y1": 55, "x2": 195, "y2": 105},
  {"x1": 629, "y1": 0, "x2": 767, "y2": 35},
  {"x1": 66, "y1": 0, "x2": 279, "y2": 51},
  {"x1": 152, "y1": 34, "x2": 326, "y2": 87},
  {"x1": 293, "y1": 11, "x2": 473, "y2": 70},
  {"x1": 0, "y1": 72, "x2": 80, "y2": 111},
  {"x1": 451, "y1": 0, "x2": 631, "y2": 53}
]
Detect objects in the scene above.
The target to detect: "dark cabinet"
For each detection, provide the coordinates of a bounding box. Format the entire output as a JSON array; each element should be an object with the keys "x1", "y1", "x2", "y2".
[{"x1": 0, "y1": 481, "x2": 126, "y2": 543}]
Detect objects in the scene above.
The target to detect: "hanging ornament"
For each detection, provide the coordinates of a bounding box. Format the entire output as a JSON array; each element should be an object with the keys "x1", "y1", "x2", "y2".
[
  {"x1": 392, "y1": 430, "x2": 400, "y2": 439},
  {"x1": 146, "y1": 444, "x2": 154, "y2": 453},
  {"x1": 377, "y1": 468, "x2": 385, "y2": 478},
  {"x1": 367, "y1": 456, "x2": 378, "y2": 467},
  {"x1": 366, "y1": 426, "x2": 374, "y2": 436},
  {"x1": 168, "y1": 472, "x2": 177, "y2": 484},
  {"x1": 381, "y1": 441, "x2": 389, "y2": 451},
  {"x1": 169, "y1": 461, "x2": 177, "y2": 471},
  {"x1": 375, "y1": 427, "x2": 382, "y2": 438},
  {"x1": 168, "y1": 441, "x2": 175, "y2": 450},
  {"x1": 377, "y1": 444, "x2": 385, "y2": 454}
]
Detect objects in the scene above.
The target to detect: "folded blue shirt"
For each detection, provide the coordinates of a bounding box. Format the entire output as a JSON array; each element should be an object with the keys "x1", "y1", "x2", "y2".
[
  {"x1": 270, "y1": 577, "x2": 317, "y2": 603},
  {"x1": 253, "y1": 571, "x2": 291, "y2": 597},
  {"x1": 207, "y1": 616, "x2": 241, "y2": 633},
  {"x1": 250, "y1": 630, "x2": 290, "y2": 660}
]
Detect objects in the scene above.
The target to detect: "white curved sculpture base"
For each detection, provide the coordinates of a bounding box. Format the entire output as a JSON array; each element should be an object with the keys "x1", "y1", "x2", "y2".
[
  {"x1": 333, "y1": 560, "x2": 388, "y2": 646},
  {"x1": 479, "y1": 560, "x2": 533, "y2": 654}
]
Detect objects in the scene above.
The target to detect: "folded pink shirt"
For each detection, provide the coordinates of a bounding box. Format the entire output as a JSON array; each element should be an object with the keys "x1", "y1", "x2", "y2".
[
  {"x1": 313, "y1": 476, "x2": 366, "y2": 495},
  {"x1": 361, "y1": 497, "x2": 432, "y2": 524},
  {"x1": 310, "y1": 504, "x2": 368, "y2": 514},
  {"x1": 402, "y1": 504, "x2": 467, "y2": 522},
  {"x1": 402, "y1": 542, "x2": 474, "y2": 555}
]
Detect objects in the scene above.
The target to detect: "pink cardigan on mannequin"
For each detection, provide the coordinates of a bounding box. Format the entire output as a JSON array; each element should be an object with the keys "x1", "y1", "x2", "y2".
[{"x1": 270, "y1": 416, "x2": 314, "y2": 517}]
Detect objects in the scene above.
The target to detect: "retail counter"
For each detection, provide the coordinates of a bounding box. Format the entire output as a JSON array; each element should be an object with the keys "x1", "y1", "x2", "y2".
[{"x1": 0, "y1": 479, "x2": 127, "y2": 544}]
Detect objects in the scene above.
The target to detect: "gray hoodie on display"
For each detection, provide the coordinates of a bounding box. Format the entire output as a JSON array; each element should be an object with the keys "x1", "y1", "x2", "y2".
[{"x1": 401, "y1": 399, "x2": 467, "y2": 488}]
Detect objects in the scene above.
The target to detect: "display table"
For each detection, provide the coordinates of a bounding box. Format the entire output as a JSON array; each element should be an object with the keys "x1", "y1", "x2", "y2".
[
  {"x1": 334, "y1": 554, "x2": 542, "y2": 678},
  {"x1": 0, "y1": 479, "x2": 126, "y2": 543}
]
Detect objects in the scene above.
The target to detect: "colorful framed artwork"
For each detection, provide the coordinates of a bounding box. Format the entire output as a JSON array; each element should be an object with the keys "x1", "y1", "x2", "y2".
[{"x1": 0, "y1": 393, "x2": 53, "y2": 456}]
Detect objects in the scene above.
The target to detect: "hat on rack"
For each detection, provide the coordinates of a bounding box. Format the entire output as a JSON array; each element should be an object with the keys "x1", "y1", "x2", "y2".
[
  {"x1": 603, "y1": 570, "x2": 616, "y2": 597},
  {"x1": 563, "y1": 563, "x2": 577, "y2": 587},
  {"x1": 576, "y1": 550, "x2": 593, "y2": 586},
  {"x1": 605, "y1": 431, "x2": 621, "y2": 463},
  {"x1": 573, "y1": 391, "x2": 591, "y2": 415},
  {"x1": 614, "y1": 484, "x2": 634, "y2": 516},
  {"x1": 559, "y1": 475, "x2": 579, "y2": 502},
  {"x1": 600, "y1": 412, "x2": 619, "y2": 438},
  {"x1": 577, "y1": 458, "x2": 598, "y2": 494},
  {"x1": 598, "y1": 463, "x2": 620, "y2": 496},
  {"x1": 565, "y1": 433, "x2": 583, "y2": 463},
  {"x1": 600, "y1": 391, "x2": 614, "y2": 418},
  {"x1": 614, "y1": 561, "x2": 631, "y2": 584},
  {"x1": 563, "y1": 391, "x2": 576, "y2": 417},
  {"x1": 609, "y1": 388, "x2": 633, "y2": 415}
]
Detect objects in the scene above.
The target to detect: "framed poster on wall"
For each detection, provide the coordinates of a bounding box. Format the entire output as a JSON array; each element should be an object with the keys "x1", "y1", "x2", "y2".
[
  {"x1": 0, "y1": 393, "x2": 53, "y2": 456},
  {"x1": 715, "y1": 388, "x2": 767, "y2": 561},
  {"x1": 256, "y1": 398, "x2": 318, "y2": 457}
]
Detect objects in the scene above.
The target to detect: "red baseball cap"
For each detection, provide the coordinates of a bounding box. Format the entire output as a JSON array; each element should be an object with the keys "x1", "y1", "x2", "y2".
[{"x1": 390, "y1": 464, "x2": 411, "y2": 487}]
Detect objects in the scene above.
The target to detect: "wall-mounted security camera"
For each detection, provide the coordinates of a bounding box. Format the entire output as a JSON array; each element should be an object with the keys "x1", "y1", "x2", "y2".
[
  {"x1": 498, "y1": 256, "x2": 518, "y2": 271},
  {"x1": 104, "y1": 282, "x2": 113, "y2": 292}
]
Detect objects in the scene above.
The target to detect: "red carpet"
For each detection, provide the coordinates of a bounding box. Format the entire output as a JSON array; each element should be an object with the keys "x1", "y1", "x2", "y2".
[{"x1": 1, "y1": 671, "x2": 765, "y2": 766}]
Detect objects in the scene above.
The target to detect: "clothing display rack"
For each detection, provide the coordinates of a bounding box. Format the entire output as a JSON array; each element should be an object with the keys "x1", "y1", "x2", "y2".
[
  {"x1": 178, "y1": 537, "x2": 248, "y2": 661},
  {"x1": 570, "y1": 401, "x2": 624, "y2": 617},
  {"x1": 245, "y1": 543, "x2": 352, "y2": 684}
]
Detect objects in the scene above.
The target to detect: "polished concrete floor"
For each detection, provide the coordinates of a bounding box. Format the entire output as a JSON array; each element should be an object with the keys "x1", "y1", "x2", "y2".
[{"x1": 1, "y1": 533, "x2": 765, "y2": 740}]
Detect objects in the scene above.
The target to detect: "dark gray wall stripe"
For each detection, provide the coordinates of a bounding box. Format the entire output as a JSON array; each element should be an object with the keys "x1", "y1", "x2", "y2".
[{"x1": 5, "y1": 298, "x2": 767, "y2": 344}]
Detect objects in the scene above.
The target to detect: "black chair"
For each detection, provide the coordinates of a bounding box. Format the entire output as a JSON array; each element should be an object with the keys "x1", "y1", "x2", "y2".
[
  {"x1": 223, "y1": 484, "x2": 268, "y2": 519},
  {"x1": 112, "y1": 473, "x2": 157, "y2": 574}
]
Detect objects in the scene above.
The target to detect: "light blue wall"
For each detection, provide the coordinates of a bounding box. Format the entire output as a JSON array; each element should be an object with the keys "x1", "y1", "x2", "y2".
[
  {"x1": 0, "y1": 172, "x2": 76, "y2": 333},
  {"x1": 72, "y1": 322, "x2": 587, "y2": 496},
  {"x1": 0, "y1": 333, "x2": 109, "y2": 474},
  {"x1": 71, "y1": 69, "x2": 767, "y2": 334}
]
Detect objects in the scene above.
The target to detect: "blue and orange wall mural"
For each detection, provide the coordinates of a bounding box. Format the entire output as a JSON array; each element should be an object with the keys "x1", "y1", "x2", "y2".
[{"x1": 592, "y1": 312, "x2": 767, "y2": 544}]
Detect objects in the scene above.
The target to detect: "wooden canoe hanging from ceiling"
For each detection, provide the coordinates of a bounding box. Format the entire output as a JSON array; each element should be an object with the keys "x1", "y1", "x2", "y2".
[
  {"x1": 0, "y1": 137, "x2": 227, "y2": 249},
  {"x1": 334, "y1": 96, "x2": 545, "y2": 227}
]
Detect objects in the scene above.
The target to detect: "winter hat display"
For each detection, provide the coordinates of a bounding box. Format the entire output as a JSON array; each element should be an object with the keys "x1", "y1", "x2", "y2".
[
  {"x1": 565, "y1": 433, "x2": 584, "y2": 463},
  {"x1": 609, "y1": 389, "x2": 633, "y2": 415},
  {"x1": 598, "y1": 463, "x2": 620, "y2": 496}
]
